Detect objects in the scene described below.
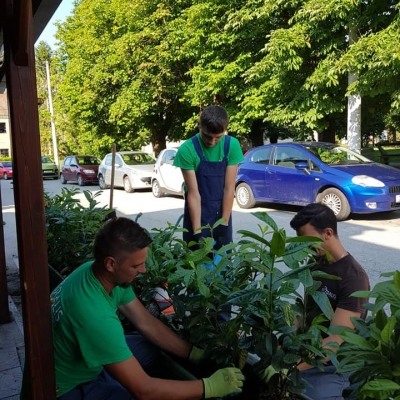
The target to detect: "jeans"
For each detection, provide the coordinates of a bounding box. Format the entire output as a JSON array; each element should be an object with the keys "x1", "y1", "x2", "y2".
[
  {"x1": 59, "y1": 334, "x2": 159, "y2": 400},
  {"x1": 300, "y1": 365, "x2": 351, "y2": 400}
]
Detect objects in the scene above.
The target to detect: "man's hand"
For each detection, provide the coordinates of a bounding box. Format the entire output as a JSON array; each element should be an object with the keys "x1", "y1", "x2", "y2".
[
  {"x1": 187, "y1": 346, "x2": 206, "y2": 365},
  {"x1": 214, "y1": 224, "x2": 229, "y2": 249},
  {"x1": 202, "y1": 367, "x2": 244, "y2": 398},
  {"x1": 190, "y1": 231, "x2": 204, "y2": 251}
]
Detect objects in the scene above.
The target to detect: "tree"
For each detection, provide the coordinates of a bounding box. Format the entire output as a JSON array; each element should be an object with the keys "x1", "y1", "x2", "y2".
[
  {"x1": 54, "y1": 0, "x2": 197, "y2": 157},
  {"x1": 54, "y1": 0, "x2": 399, "y2": 154}
]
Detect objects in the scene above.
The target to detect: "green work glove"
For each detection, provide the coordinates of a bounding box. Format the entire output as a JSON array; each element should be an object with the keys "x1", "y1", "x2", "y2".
[
  {"x1": 188, "y1": 346, "x2": 206, "y2": 365},
  {"x1": 202, "y1": 367, "x2": 244, "y2": 399}
]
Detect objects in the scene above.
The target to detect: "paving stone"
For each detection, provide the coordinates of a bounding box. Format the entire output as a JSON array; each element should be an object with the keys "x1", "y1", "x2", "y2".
[
  {"x1": 0, "y1": 367, "x2": 22, "y2": 399},
  {"x1": 0, "y1": 322, "x2": 23, "y2": 349},
  {"x1": 0, "y1": 347, "x2": 19, "y2": 372}
]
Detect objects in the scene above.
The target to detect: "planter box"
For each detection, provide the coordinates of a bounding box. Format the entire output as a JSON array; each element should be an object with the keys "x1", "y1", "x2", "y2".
[{"x1": 156, "y1": 352, "x2": 312, "y2": 400}]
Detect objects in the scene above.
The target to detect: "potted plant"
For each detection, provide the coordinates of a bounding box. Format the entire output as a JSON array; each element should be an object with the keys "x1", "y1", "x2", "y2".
[
  {"x1": 135, "y1": 212, "x2": 335, "y2": 399},
  {"x1": 335, "y1": 271, "x2": 400, "y2": 400},
  {"x1": 45, "y1": 187, "x2": 113, "y2": 278}
]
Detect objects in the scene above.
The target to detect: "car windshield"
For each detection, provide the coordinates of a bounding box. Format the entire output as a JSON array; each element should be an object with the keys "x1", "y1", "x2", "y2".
[
  {"x1": 77, "y1": 157, "x2": 100, "y2": 165},
  {"x1": 41, "y1": 156, "x2": 53, "y2": 163},
  {"x1": 122, "y1": 153, "x2": 155, "y2": 165},
  {"x1": 3, "y1": 162, "x2": 12, "y2": 167},
  {"x1": 306, "y1": 145, "x2": 372, "y2": 165}
]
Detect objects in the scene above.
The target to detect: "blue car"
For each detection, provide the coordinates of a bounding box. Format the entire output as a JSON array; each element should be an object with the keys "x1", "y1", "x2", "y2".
[{"x1": 235, "y1": 142, "x2": 400, "y2": 220}]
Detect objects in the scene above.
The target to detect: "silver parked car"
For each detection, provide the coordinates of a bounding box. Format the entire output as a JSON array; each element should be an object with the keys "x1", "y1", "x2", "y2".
[
  {"x1": 98, "y1": 151, "x2": 155, "y2": 193},
  {"x1": 151, "y1": 148, "x2": 184, "y2": 197}
]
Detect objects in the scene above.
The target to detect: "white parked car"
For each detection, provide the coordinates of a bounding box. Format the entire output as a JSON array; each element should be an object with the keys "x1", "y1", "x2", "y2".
[
  {"x1": 98, "y1": 151, "x2": 155, "y2": 193},
  {"x1": 151, "y1": 148, "x2": 184, "y2": 197}
]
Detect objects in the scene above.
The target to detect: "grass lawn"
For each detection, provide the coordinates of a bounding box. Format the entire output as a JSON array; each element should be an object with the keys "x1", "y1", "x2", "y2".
[{"x1": 361, "y1": 146, "x2": 400, "y2": 164}]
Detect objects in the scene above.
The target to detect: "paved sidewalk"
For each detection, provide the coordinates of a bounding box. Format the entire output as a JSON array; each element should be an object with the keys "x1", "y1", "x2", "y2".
[{"x1": 0, "y1": 297, "x2": 24, "y2": 400}]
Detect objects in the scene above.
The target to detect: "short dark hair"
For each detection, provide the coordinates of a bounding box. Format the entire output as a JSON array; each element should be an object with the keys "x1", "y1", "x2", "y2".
[
  {"x1": 93, "y1": 217, "x2": 152, "y2": 264},
  {"x1": 290, "y1": 203, "x2": 338, "y2": 235},
  {"x1": 199, "y1": 105, "x2": 229, "y2": 135}
]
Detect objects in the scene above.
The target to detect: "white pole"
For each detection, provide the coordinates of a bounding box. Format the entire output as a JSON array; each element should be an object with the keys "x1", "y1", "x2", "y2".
[
  {"x1": 347, "y1": 26, "x2": 361, "y2": 154},
  {"x1": 45, "y1": 60, "x2": 59, "y2": 167}
]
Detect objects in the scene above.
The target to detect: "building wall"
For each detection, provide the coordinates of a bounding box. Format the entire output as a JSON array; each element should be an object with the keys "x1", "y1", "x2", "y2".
[{"x1": 0, "y1": 92, "x2": 11, "y2": 158}]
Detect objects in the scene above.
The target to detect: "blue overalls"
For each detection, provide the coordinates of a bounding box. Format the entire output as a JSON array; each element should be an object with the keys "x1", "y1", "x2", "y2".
[{"x1": 183, "y1": 135, "x2": 232, "y2": 246}]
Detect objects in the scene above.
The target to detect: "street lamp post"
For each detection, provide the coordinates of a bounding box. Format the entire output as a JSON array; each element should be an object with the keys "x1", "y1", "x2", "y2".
[{"x1": 45, "y1": 60, "x2": 59, "y2": 167}]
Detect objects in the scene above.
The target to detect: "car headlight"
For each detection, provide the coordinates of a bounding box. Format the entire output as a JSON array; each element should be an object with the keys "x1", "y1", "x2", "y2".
[
  {"x1": 352, "y1": 175, "x2": 385, "y2": 187},
  {"x1": 83, "y1": 169, "x2": 95, "y2": 174}
]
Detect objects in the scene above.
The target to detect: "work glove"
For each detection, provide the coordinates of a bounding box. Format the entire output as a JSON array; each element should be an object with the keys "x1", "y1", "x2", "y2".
[
  {"x1": 202, "y1": 367, "x2": 244, "y2": 398},
  {"x1": 188, "y1": 346, "x2": 206, "y2": 365},
  {"x1": 214, "y1": 224, "x2": 229, "y2": 250},
  {"x1": 190, "y1": 231, "x2": 204, "y2": 251}
]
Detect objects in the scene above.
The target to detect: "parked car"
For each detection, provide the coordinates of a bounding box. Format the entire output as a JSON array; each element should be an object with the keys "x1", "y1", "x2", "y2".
[
  {"x1": 235, "y1": 142, "x2": 400, "y2": 220},
  {"x1": 98, "y1": 151, "x2": 155, "y2": 193},
  {"x1": 60, "y1": 155, "x2": 101, "y2": 186},
  {"x1": 0, "y1": 161, "x2": 13, "y2": 180},
  {"x1": 41, "y1": 155, "x2": 59, "y2": 180},
  {"x1": 151, "y1": 148, "x2": 184, "y2": 198}
]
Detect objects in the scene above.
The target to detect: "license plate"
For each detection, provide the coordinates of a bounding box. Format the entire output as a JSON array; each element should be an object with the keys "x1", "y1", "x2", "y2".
[
  {"x1": 396, "y1": 194, "x2": 400, "y2": 203},
  {"x1": 44, "y1": 170, "x2": 53, "y2": 174}
]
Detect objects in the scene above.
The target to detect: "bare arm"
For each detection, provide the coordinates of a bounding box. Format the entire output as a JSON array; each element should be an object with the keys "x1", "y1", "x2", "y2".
[
  {"x1": 221, "y1": 165, "x2": 238, "y2": 223},
  {"x1": 181, "y1": 169, "x2": 201, "y2": 232},
  {"x1": 297, "y1": 307, "x2": 361, "y2": 371},
  {"x1": 105, "y1": 356, "x2": 204, "y2": 400},
  {"x1": 119, "y1": 297, "x2": 192, "y2": 359}
]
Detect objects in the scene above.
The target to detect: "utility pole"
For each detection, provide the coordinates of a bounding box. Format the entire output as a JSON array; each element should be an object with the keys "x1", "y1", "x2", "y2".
[
  {"x1": 45, "y1": 60, "x2": 59, "y2": 166},
  {"x1": 347, "y1": 25, "x2": 361, "y2": 154}
]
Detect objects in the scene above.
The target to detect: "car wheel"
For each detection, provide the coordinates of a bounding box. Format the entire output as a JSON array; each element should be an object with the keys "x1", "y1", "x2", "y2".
[
  {"x1": 152, "y1": 179, "x2": 164, "y2": 198},
  {"x1": 317, "y1": 188, "x2": 351, "y2": 221},
  {"x1": 77, "y1": 174, "x2": 84, "y2": 186},
  {"x1": 124, "y1": 176, "x2": 134, "y2": 193},
  {"x1": 53, "y1": 176, "x2": 59, "y2": 180},
  {"x1": 236, "y1": 183, "x2": 256, "y2": 209},
  {"x1": 98, "y1": 174, "x2": 109, "y2": 190},
  {"x1": 60, "y1": 174, "x2": 67, "y2": 184},
  {"x1": 3, "y1": 173, "x2": 8, "y2": 180}
]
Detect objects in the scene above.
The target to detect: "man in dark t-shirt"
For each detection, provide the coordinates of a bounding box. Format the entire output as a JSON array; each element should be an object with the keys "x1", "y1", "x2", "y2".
[{"x1": 290, "y1": 203, "x2": 370, "y2": 400}]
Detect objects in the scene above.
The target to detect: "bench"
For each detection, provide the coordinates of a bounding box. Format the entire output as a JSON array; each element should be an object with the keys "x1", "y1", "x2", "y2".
[{"x1": 375, "y1": 141, "x2": 400, "y2": 165}]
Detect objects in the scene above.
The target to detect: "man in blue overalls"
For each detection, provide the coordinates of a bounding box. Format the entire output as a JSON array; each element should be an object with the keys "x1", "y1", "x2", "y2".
[{"x1": 174, "y1": 105, "x2": 244, "y2": 249}]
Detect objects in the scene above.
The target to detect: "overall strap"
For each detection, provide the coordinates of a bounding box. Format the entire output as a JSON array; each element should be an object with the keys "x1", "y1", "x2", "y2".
[
  {"x1": 223, "y1": 135, "x2": 231, "y2": 161},
  {"x1": 191, "y1": 136, "x2": 206, "y2": 161}
]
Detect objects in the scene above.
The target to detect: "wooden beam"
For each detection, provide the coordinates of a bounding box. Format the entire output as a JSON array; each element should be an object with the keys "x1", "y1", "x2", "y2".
[
  {"x1": 2, "y1": 0, "x2": 56, "y2": 398},
  {"x1": 12, "y1": 0, "x2": 29, "y2": 66},
  {"x1": 0, "y1": 182, "x2": 10, "y2": 324}
]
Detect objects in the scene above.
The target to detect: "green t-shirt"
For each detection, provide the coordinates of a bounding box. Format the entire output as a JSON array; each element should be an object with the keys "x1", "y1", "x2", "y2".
[
  {"x1": 173, "y1": 133, "x2": 244, "y2": 171},
  {"x1": 51, "y1": 261, "x2": 135, "y2": 397}
]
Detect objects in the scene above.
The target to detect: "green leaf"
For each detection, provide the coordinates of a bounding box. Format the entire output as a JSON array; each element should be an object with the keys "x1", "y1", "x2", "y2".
[
  {"x1": 237, "y1": 230, "x2": 270, "y2": 246},
  {"x1": 251, "y1": 212, "x2": 278, "y2": 232},
  {"x1": 311, "y1": 291, "x2": 334, "y2": 321},
  {"x1": 340, "y1": 331, "x2": 373, "y2": 349},
  {"x1": 381, "y1": 316, "x2": 396, "y2": 344},
  {"x1": 270, "y1": 230, "x2": 285, "y2": 257},
  {"x1": 394, "y1": 271, "x2": 400, "y2": 290},
  {"x1": 360, "y1": 379, "x2": 400, "y2": 394}
]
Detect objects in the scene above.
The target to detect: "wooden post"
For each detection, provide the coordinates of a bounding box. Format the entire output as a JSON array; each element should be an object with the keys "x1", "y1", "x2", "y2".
[
  {"x1": 0, "y1": 181, "x2": 10, "y2": 324},
  {"x1": 2, "y1": 0, "x2": 56, "y2": 398}
]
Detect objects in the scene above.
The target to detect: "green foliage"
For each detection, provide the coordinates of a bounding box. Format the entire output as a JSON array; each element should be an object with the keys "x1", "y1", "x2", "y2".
[
  {"x1": 336, "y1": 271, "x2": 400, "y2": 400},
  {"x1": 134, "y1": 212, "x2": 331, "y2": 397},
  {"x1": 44, "y1": 187, "x2": 113, "y2": 276},
  {"x1": 54, "y1": 0, "x2": 400, "y2": 152}
]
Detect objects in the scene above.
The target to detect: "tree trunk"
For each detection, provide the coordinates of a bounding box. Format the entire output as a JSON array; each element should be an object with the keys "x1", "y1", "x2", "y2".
[
  {"x1": 151, "y1": 113, "x2": 172, "y2": 157},
  {"x1": 319, "y1": 117, "x2": 336, "y2": 143},
  {"x1": 387, "y1": 126, "x2": 396, "y2": 142},
  {"x1": 249, "y1": 119, "x2": 264, "y2": 147}
]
